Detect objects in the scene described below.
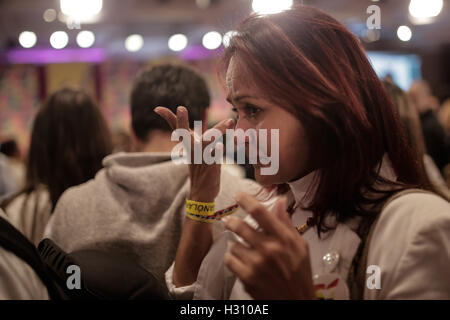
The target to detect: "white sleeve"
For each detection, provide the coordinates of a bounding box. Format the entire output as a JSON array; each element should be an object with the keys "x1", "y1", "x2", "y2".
[
  {"x1": 164, "y1": 262, "x2": 197, "y2": 300},
  {"x1": 0, "y1": 248, "x2": 49, "y2": 300},
  {"x1": 365, "y1": 193, "x2": 450, "y2": 299},
  {"x1": 165, "y1": 230, "x2": 239, "y2": 300}
]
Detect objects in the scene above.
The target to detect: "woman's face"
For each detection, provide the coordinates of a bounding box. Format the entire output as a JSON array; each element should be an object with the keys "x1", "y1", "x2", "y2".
[{"x1": 226, "y1": 56, "x2": 313, "y2": 186}]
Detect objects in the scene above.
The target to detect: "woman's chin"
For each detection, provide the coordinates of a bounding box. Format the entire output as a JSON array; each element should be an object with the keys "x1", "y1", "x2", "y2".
[{"x1": 253, "y1": 166, "x2": 283, "y2": 186}]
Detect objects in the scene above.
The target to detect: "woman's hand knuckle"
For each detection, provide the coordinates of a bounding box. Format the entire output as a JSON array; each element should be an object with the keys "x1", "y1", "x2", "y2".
[
  {"x1": 252, "y1": 254, "x2": 265, "y2": 268},
  {"x1": 249, "y1": 203, "x2": 264, "y2": 216},
  {"x1": 242, "y1": 270, "x2": 256, "y2": 285},
  {"x1": 262, "y1": 242, "x2": 279, "y2": 259},
  {"x1": 234, "y1": 222, "x2": 246, "y2": 234}
]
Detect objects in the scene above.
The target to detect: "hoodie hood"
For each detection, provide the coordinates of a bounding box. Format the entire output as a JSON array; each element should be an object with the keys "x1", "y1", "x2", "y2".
[{"x1": 101, "y1": 152, "x2": 190, "y2": 222}]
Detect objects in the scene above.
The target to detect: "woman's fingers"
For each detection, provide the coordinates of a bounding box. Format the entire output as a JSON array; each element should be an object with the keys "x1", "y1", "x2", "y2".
[
  {"x1": 274, "y1": 197, "x2": 291, "y2": 228},
  {"x1": 154, "y1": 106, "x2": 233, "y2": 138},
  {"x1": 176, "y1": 106, "x2": 190, "y2": 131},
  {"x1": 222, "y1": 216, "x2": 264, "y2": 248},
  {"x1": 154, "y1": 107, "x2": 177, "y2": 130},
  {"x1": 224, "y1": 252, "x2": 252, "y2": 285},
  {"x1": 235, "y1": 192, "x2": 290, "y2": 239},
  {"x1": 229, "y1": 241, "x2": 255, "y2": 265}
]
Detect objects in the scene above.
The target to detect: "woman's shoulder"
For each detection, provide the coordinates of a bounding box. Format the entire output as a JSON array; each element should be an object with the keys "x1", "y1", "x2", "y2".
[
  {"x1": 3, "y1": 187, "x2": 52, "y2": 241},
  {"x1": 374, "y1": 190, "x2": 450, "y2": 249},
  {"x1": 0, "y1": 245, "x2": 50, "y2": 299},
  {"x1": 4, "y1": 186, "x2": 51, "y2": 215},
  {"x1": 366, "y1": 190, "x2": 450, "y2": 299},
  {"x1": 381, "y1": 190, "x2": 450, "y2": 230},
  {"x1": 0, "y1": 210, "x2": 49, "y2": 299}
]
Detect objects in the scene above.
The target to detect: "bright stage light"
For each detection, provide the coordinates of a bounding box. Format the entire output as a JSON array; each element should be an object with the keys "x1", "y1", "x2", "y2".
[
  {"x1": 50, "y1": 31, "x2": 69, "y2": 49},
  {"x1": 19, "y1": 31, "x2": 37, "y2": 48}
]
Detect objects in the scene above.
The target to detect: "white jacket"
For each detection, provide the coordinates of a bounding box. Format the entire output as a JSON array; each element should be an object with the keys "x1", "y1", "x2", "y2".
[
  {"x1": 0, "y1": 209, "x2": 49, "y2": 300},
  {"x1": 165, "y1": 158, "x2": 450, "y2": 300},
  {"x1": 3, "y1": 186, "x2": 52, "y2": 247}
]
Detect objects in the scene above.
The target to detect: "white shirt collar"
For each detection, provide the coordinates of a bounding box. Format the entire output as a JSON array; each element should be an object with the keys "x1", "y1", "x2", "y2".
[
  {"x1": 287, "y1": 153, "x2": 397, "y2": 207},
  {"x1": 287, "y1": 170, "x2": 318, "y2": 208}
]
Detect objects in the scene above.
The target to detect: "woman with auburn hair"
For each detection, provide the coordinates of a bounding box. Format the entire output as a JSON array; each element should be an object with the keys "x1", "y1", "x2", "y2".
[{"x1": 156, "y1": 5, "x2": 450, "y2": 299}]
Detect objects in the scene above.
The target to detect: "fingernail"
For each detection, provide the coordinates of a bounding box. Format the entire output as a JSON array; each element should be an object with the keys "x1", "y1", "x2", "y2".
[
  {"x1": 222, "y1": 216, "x2": 231, "y2": 225},
  {"x1": 227, "y1": 119, "x2": 234, "y2": 127}
]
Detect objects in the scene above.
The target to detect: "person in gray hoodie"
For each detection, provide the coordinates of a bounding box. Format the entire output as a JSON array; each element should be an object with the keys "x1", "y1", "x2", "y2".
[{"x1": 44, "y1": 64, "x2": 259, "y2": 286}]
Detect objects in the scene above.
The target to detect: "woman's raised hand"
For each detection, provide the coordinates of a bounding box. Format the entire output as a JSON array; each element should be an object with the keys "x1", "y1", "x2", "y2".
[
  {"x1": 154, "y1": 106, "x2": 234, "y2": 202},
  {"x1": 222, "y1": 193, "x2": 316, "y2": 300}
]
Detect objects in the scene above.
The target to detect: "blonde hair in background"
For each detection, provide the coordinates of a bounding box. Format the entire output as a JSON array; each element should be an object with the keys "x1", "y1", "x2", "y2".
[
  {"x1": 383, "y1": 78, "x2": 450, "y2": 201},
  {"x1": 439, "y1": 98, "x2": 450, "y2": 134},
  {"x1": 438, "y1": 99, "x2": 450, "y2": 187}
]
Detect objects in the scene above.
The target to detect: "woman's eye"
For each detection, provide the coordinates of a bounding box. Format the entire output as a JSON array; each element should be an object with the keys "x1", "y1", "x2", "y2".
[{"x1": 244, "y1": 105, "x2": 262, "y2": 119}]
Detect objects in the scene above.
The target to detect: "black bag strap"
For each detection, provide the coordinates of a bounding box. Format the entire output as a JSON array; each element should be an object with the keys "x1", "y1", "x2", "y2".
[
  {"x1": 348, "y1": 188, "x2": 433, "y2": 299},
  {"x1": 38, "y1": 238, "x2": 173, "y2": 300},
  {"x1": 0, "y1": 215, "x2": 61, "y2": 299}
]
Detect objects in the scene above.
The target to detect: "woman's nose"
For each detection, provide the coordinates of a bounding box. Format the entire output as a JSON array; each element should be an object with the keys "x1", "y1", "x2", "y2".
[{"x1": 234, "y1": 118, "x2": 251, "y2": 132}]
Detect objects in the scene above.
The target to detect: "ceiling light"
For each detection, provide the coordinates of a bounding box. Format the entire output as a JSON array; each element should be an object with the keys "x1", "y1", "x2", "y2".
[
  {"x1": 125, "y1": 34, "x2": 144, "y2": 52},
  {"x1": 397, "y1": 26, "x2": 412, "y2": 42},
  {"x1": 252, "y1": 0, "x2": 293, "y2": 15},
  {"x1": 60, "y1": 0, "x2": 103, "y2": 20},
  {"x1": 202, "y1": 31, "x2": 222, "y2": 50},
  {"x1": 409, "y1": 0, "x2": 443, "y2": 19},
  {"x1": 50, "y1": 31, "x2": 69, "y2": 49},
  {"x1": 19, "y1": 31, "x2": 37, "y2": 48},
  {"x1": 76, "y1": 30, "x2": 95, "y2": 48},
  {"x1": 43, "y1": 9, "x2": 57, "y2": 22},
  {"x1": 168, "y1": 34, "x2": 188, "y2": 52}
]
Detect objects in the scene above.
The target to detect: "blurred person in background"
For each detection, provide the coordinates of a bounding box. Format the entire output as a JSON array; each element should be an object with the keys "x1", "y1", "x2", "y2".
[
  {"x1": 383, "y1": 79, "x2": 450, "y2": 200},
  {"x1": 1, "y1": 88, "x2": 112, "y2": 246},
  {"x1": 44, "y1": 64, "x2": 259, "y2": 286},
  {"x1": 438, "y1": 98, "x2": 450, "y2": 187},
  {"x1": 111, "y1": 128, "x2": 133, "y2": 153},
  {"x1": 0, "y1": 151, "x2": 17, "y2": 201},
  {"x1": 408, "y1": 80, "x2": 450, "y2": 173},
  {"x1": 0, "y1": 139, "x2": 26, "y2": 191},
  {"x1": 438, "y1": 98, "x2": 450, "y2": 134},
  {"x1": 0, "y1": 205, "x2": 60, "y2": 299}
]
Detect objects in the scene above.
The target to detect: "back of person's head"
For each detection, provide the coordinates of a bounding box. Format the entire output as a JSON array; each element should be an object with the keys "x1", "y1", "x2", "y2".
[
  {"x1": 408, "y1": 80, "x2": 439, "y2": 113},
  {"x1": 383, "y1": 79, "x2": 427, "y2": 158},
  {"x1": 439, "y1": 98, "x2": 450, "y2": 133},
  {"x1": 111, "y1": 129, "x2": 132, "y2": 153},
  {"x1": 409, "y1": 80, "x2": 432, "y2": 98},
  {"x1": 0, "y1": 139, "x2": 20, "y2": 159},
  {"x1": 26, "y1": 88, "x2": 112, "y2": 209},
  {"x1": 130, "y1": 64, "x2": 210, "y2": 142},
  {"x1": 384, "y1": 79, "x2": 450, "y2": 201}
]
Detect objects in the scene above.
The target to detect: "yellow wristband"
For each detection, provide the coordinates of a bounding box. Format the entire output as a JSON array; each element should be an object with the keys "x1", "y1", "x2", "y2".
[
  {"x1": 185, "y1": 213, "x2": 215, "y2": 223},
  {"x1": 185, "y1": 199, "x2": 215, "y2": 217}
]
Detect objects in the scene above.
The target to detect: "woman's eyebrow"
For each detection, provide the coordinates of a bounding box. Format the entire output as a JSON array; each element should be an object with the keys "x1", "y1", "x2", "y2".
[{"x1": 226, "y1": 94, "x2": 255, "y2": 103}]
